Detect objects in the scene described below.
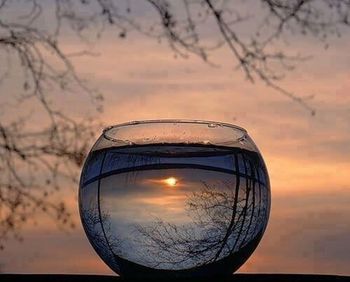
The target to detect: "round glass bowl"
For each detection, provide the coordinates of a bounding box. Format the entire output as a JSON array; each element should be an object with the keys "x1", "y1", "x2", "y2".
[{"x1": 79, "y1": 120, "x2": 270, "y2": 279}]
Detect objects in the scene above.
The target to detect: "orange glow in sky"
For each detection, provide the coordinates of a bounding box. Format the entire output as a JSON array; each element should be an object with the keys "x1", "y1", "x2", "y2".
[
  {"x1": 163, "y1": 177, "x2": 178, "y2": 187},
  {"x1": 1, "y1": 3, "x2": 350, "y2": 276}
]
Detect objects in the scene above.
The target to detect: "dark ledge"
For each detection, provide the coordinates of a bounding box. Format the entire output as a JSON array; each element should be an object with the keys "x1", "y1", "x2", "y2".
[{"x1": 1, "y1": 274, "x2": 349, "y2": 282}]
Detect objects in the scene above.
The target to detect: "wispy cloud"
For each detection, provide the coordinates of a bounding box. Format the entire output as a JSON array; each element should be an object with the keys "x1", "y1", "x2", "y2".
[{"x1": 1, "y1": 10, "x2": 350, "y2": 275}]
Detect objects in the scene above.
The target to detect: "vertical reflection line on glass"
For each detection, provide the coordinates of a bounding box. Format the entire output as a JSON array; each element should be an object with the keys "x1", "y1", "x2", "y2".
[
  {"x1": 250, "y1": 159, "x2": 260, "y2": 237},
  {"x1": 97, "y1": 151, "x2": 116, "y2": 258},
  {"x1": 256, "y1": 161, "x2": 262, "y2": 234},
  {"x1": 232, "y1": 153, "x2": 250, "y2": 251},
  {"x1": 240, "y1": 157, "x2": 256, "y2": 249},
  {"x1": 228, "y1": 152, "x2": 241, "y2": 255}
]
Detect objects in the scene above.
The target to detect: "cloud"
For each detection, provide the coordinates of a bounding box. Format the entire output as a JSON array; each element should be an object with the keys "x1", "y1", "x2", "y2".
[
  {"x1": 242, "y1": 189, "x2": 350, "y2": 274},
  {"x1": 2, "y1": 7, "x2": 350, "y2": 274}
]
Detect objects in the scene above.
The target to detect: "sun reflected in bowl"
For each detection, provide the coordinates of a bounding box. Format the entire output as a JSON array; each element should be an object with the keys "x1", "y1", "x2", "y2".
[{"x1": 163, "y1": 177, "x2": 178, "y2": 187}]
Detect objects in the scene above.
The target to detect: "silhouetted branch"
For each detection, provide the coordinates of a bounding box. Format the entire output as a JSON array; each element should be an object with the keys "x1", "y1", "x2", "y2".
[
  {"x1": 1, "y1": 0, "x2": 349, "y2": 248},
  {"x1": 134, "y1": 177, "x2": 267, "y2": 269}
]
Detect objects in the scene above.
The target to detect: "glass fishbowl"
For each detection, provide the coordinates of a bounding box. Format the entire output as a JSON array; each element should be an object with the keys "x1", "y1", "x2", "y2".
[{"x1": 79, "y1": 120, "x2": 271, "y2": 279}]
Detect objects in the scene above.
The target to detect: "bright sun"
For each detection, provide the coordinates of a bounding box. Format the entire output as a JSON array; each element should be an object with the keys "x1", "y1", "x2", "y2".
[{"x1": 164, "y1": 177, "x2": 177, "y2": 187}]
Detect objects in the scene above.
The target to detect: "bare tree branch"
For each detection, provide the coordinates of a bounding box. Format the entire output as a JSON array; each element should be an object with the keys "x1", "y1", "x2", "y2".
[{"x1": 1, "y1": 0, "x2": 349, "y2": 248}]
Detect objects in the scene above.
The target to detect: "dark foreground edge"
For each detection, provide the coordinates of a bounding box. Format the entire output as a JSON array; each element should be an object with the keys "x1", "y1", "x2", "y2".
[{"x1": 1, "y1": 274, "x2": 350, "y2": 282}]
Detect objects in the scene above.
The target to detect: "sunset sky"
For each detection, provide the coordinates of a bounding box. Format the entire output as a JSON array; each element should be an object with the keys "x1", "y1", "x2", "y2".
[{"x1": 1, "y1": 1, "x2": 350, "y2": 276}]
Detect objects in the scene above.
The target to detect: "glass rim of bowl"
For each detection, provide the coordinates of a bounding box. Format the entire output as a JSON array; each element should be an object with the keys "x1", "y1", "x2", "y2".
[{"x1": 102, "y1": 119, "x2": 248, "y2": 147}]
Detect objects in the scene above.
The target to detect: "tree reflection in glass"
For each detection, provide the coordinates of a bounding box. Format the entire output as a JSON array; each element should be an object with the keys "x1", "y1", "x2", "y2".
[{"x1": 79, "y1": 120, "x2": 270, "y2": 279}]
